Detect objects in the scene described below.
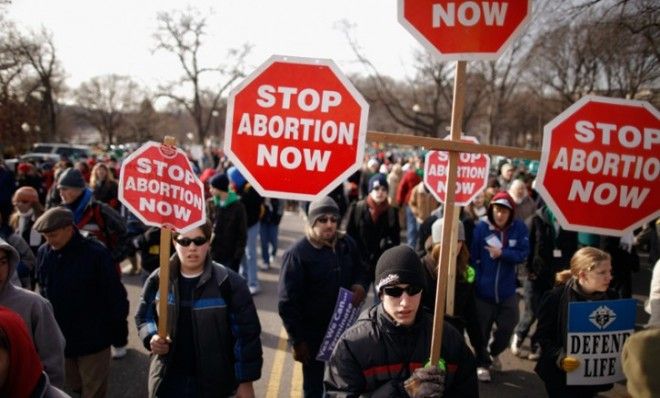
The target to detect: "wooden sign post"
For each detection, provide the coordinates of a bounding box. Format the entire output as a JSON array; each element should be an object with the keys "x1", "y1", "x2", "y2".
[{"x1": 118, "y1": 135, "x2": 207, "y2": 339}]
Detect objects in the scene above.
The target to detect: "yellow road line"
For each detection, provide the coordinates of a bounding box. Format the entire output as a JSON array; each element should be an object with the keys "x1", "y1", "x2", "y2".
[
  {"x1": 266, "y1": 327, "x2": 289, "y2": 398},
  {"x1": 291, "y1": 361, "x2": 303, "y2": 398}
]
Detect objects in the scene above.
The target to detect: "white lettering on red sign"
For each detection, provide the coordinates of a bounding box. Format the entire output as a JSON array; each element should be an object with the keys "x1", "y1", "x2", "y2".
[
  {"x1": 432, "y1": 1, "x2": 508, "y2": 28},
  {"x1": 125, "y1": 159, "x2": 204, "y2": 221},
  {"x1": 236, "y1": 85, "x2": 356, "y2": 172},
  {"x1": 550, "y1": 119, "x2": 659, "y2": 210}
]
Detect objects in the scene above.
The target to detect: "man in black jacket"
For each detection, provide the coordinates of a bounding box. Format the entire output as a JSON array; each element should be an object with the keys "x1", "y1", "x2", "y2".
[
  {"x1": 324, "y1": 245, "x2": 479, "y2": 397},
  {"x1": 278, "y1": 196, "x2": 368, "y2": 397},
  {"x1": 34, "y1": 207, "x2": 129, "y2": 398}
]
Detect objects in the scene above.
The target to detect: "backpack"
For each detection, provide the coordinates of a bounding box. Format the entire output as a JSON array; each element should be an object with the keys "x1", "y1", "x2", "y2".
[{"x1": 77, "y1": 201, "x2": 130, "y2": 263}]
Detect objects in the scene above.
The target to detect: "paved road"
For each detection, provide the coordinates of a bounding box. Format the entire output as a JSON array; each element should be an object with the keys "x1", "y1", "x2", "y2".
[{"x1": 104, "y1": 209, "x2": 646, "y2": 397}]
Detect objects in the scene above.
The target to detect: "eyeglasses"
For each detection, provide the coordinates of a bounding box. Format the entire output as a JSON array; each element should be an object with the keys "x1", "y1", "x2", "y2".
[
  {"x1": 175, "y1": 236, "x2": 208, "y2": 247},
  {"x1": 382, "y1": 285, "x2": 423, "y2": 298},
  {"x1": 316, "y1": 216, "x2": 338, "y2": 224}
]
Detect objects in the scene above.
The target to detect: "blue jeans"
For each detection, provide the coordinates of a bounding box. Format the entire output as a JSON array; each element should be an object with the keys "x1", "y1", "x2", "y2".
[
  {"x1": 260, "y1": 222, "x2": 279, "y2": 265},
  {"x1": 241, "y1": 223, "x2": 260, "y2": 288},
  {"x1": 404, "y1": 205, "x2": 419, "y2": 247}
]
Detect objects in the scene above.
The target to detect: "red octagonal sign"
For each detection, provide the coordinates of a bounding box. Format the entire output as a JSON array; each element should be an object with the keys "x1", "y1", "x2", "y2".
[
  {"x1": 536, "y1": 96, "x2": 660, "y2": 237},
  {"x1": 424, "y1": 135, "x2": 490, "y2": 206},
  {"x1": 118, "y1": 142, "x2": 206, "y2": 233},
  {"x1": 224, "y1": 55, "x2": 368, "y2": 201},
  {"x1": 398, "y1": 0, "x2": 531, "y2": 60}
]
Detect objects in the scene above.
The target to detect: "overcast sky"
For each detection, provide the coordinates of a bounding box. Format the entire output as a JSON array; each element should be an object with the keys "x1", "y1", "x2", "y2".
[{"x1": 6, "y1": 0, "x2": 421, "y2": 91}]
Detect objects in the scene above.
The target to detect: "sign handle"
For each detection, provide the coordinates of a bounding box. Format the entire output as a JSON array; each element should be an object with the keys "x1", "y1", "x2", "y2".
[
  {"x1": 445, "y1": 207, "x2": 460, "y2": 315},
  {"x1": 157, "y1": 136, "x2": 176, "y2": 339},
  {"x1": 430, "y1": 61, "x2": 467, "y2": 364},
  {"x1": 158, "y1": 228, "x2": 171, "y2": 338}
]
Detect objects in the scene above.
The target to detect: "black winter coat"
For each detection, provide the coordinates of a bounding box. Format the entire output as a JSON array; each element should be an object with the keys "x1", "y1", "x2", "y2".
[
  {"x1": 278, "y1": 235, "x2": 367, "y2": 354},
  {"x1": 346, "y1": 200, "x2": 400, "y2": 279},
  {"x1": 207, "y1": 198, "x2": 247, "y2": 270},
  {"x1": 527, "y1": 208, "x2": 578, "y2": 293},
  {"x1": 324, "y1": 304, "x2": 479, "y2": 397},
  {"x1": 37, "y1": 232, "x2": 129, "y2": 357}
]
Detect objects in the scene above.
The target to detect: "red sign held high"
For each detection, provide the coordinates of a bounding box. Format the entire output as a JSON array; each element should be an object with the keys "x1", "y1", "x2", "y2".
[
  {"x1": 118, "y1": 142, "x2": 206, "y2": 233},
  {"x1": 398, "y1": 0, "x2": 532, "y2": 60},
  {"x1": 424, "y1": 135, "x2": 490, "y2": 206},
  {"x1": 224, "y1": 55, "x2": 369, "y2": 201},
  {"x1": 536, "y1": 96, "x2": 660, "y2": 236}
]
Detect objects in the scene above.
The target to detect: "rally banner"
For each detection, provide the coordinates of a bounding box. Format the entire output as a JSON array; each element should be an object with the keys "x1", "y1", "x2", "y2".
[
  {"x1": 566, "y1": 299, "x2": 635, "y2": 385},
  {"x1": 316, "y1": 287, "x2": 362, "y2": 362}
]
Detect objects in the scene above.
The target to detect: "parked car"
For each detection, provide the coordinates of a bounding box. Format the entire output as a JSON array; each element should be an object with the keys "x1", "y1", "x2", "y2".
[{"x1": 24, "y1": 142, "x2": 92, "y2": 161}]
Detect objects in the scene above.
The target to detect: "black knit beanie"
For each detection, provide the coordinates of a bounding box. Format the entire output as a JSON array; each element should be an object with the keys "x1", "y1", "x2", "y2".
[{"x1": 375, "y1": 245, "x2": 426, "y2": 293}]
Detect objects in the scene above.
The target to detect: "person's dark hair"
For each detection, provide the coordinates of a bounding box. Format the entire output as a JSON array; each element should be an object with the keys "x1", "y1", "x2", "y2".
[{"x1": 172, "y1": 218, "x2": 213, "y2": 242}]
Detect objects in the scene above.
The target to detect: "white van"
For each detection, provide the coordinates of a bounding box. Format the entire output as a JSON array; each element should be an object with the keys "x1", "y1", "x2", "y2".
[{"x1": 24, "y1": 143, "x2": 92, "y2": 160}]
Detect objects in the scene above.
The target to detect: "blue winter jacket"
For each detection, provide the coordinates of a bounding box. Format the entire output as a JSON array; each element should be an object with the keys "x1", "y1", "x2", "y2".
[{"x1": 470, "y1": 219, "x2": 529, "y2": 303}]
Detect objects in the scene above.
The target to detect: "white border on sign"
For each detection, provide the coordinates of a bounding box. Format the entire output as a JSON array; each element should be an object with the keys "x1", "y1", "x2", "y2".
[
  {"x1": 423, "y1": 135, "x2": 490, "y2": 206},
  {"x1": 536, "y1": 95, "x2": 660, "y2": 237},
  {"x1": 224, "y1": 54, "x2": 369, "y2": 202},
  {"x1": 118, "y1": 141, "x2": 208, "y2": 234},
  {"x1": 397, "y1": 0, "x2": 532, "y2": 61}
]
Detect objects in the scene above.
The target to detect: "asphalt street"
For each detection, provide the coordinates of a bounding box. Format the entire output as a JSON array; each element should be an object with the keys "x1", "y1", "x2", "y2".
[{"x1": 100, "y1": 209, "x2": 646, "y2": 397}]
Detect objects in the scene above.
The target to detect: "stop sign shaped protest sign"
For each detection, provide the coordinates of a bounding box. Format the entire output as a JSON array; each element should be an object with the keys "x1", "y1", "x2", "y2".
[
  {"x1": 424, "y1": 135, "x2": 490, "y2": 206},
  {"x1": 119, "y1": 142, "x2": 206, "y2": 233},
  {"x1": 398, "y1": 0, "x2": 531, "y2": 60},
  {"x1": 224, "y1": 55, "x2": 368, "y2": 201},
  {"x1": 536, "y1": 96, "x2": 660, "y2": 237}
]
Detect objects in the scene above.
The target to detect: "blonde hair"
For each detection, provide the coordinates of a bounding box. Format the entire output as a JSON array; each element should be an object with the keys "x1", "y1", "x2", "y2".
[
  {"x1": 90, "y1": 163, "x2": 115, "y2": 187},
  {"x1": 555, "y1": 247, "x2": 611, "y2": 285}
]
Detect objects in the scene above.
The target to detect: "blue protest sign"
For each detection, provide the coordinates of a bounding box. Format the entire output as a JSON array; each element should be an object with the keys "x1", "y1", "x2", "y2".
[{"x1": 566, "y1": 299, "x2": 636, "y2": 385}]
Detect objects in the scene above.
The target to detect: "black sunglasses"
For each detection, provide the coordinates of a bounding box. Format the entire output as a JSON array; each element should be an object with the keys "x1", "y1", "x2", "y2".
[
  {"x1": 382, "y1": 285, "x2": 423, "y2": 298},
  {"x1": 175, "y1": 236, "x2": 208, "y2": 247},
  {"x1": 317, "y1": 216, "x2": 338, "y2": 224}
]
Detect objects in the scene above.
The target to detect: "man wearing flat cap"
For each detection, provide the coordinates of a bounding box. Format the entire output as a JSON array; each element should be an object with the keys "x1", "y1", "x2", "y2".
[
  {"x1": 278, "y1": 196, "x2": 368, "y2": 397},
  {"x1": 57, "y1": 167, "x2": 131, "y2": 359},
  {"x1": 34, "y1": 207, "x2": 128, "y2": 398}
]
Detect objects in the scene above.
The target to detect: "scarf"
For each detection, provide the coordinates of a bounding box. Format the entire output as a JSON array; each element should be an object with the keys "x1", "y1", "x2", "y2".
[
  {"x1": 366, "y1": 195, "x2": 390, "y2": 223},
  {"x1": 213, "y1": 190, "x2": 240, "y2": 208},
  {"x1": 68, "y1": 188, "x2": 94, "y2": 224}
]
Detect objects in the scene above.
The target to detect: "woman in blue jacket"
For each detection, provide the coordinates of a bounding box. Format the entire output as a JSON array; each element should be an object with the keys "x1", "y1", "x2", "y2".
[{"x1": 470, "y1": 191, "x2": 530, "y2": 382}]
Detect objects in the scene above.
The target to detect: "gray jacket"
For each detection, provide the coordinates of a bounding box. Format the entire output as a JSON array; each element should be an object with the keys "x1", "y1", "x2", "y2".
[{"x1": 0, "y1": 238, "x2": 66, "y2": 387}]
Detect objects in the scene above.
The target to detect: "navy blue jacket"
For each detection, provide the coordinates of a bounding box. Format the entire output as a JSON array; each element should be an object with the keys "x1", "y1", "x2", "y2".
[
  {"x1": 278, "y1": 234, "x2": 367, "y2": 354},
  {"x1": 37, "y1": 231, "x2": 128, "y2": 357},
  {"x1": 471, "y1": 219, "x2": 530, "y2": 303},
  {"x1": 136, "y1": 257, "x2": 262, "y2": 398}
]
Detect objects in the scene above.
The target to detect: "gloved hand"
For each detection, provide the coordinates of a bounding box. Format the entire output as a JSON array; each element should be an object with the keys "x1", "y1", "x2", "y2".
[
  {"x1": 350, "y1": 284, "x2": 366, "y2": 307},
  {"x1": 560, "y1": 356, "x2": 580, "y2": 372},
  {"x1": 292, "y1": 341, "x2": 311, "y2": 364},
  {"x1": 404, "y1": 365, "x2": 445, "y2": 398}
]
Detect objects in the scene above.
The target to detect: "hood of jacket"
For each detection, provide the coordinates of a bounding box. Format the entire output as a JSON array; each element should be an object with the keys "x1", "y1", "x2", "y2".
[{"x1": 0, "y1": 238, "x2": 18, "y2": 295}]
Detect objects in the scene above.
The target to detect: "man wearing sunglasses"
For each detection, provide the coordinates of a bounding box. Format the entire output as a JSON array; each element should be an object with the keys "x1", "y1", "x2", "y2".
[
  {"x1": 136, "y1": 220, "x2": 262, "y2": 398},
  {"x1": 278, "y1": 196, "x2": 368, "y2": 397},
  {"x1": 325, "y1": 245, "x2": 478, "y2": 397}
]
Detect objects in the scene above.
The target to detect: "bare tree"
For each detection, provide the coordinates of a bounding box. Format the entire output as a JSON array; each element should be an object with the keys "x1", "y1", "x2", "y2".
[
  {"x1": 10, "y1": 28, "x2": 64, "y2": 140},
  {"x1": 153, "y1": 7, "x2": 250, "y2": 144},
  {"x1": 74, "y1": 74, "x2": 142, "y2": 146}
]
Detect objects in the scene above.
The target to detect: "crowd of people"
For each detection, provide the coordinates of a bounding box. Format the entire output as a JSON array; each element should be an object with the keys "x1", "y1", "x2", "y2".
[{"x1": 0, "y1": 146, "x2": 657, "y2": 398}]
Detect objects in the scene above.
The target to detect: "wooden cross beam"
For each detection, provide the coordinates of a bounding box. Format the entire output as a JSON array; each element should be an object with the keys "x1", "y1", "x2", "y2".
[{"x1": 365, "y1": 62, "x2": 542, "y2": 365}]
